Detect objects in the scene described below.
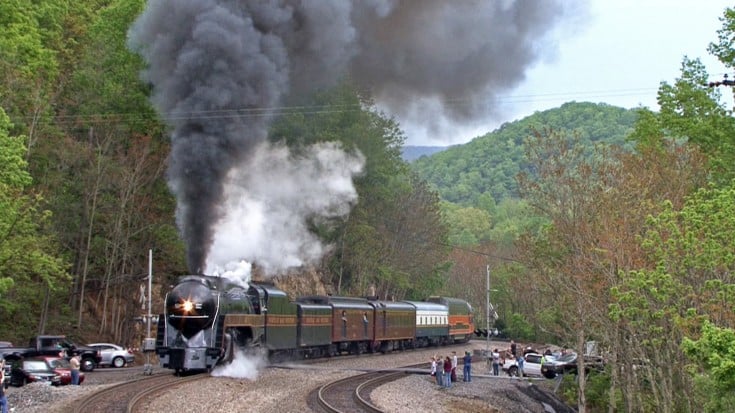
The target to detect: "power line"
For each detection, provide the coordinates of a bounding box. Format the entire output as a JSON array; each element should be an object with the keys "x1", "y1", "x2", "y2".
[{"x1": 13, "y1": 87, "x2": 660, "y2": 125}]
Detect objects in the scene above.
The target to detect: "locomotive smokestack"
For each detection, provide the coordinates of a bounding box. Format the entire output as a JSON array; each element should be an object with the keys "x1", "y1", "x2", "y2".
[{"x1": 128, "y1": 0, "x2": 582, "y2": 273}]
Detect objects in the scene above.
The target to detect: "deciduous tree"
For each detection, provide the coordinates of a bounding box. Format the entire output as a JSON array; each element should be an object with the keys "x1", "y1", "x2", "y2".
[{"x1": 0, "y1": 108, "x2": 69, "y2": 340}]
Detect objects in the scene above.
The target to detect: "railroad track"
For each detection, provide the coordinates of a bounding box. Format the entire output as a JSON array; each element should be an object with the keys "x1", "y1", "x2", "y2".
[
  {"x1": 314, "y1": 363, "x2": 426, "y2": 413},
  {"x1": 70, "y1": 372, "x2": 207, "y2": 413}
]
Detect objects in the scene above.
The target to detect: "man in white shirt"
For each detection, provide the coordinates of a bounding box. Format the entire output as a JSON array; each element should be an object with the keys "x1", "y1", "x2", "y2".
[
  {"x1": 491, "y1": 348, "x2": 501, "y2": 376},
  {"x1": 451, "y1": 351, "x2": 458, "y2": 382}
]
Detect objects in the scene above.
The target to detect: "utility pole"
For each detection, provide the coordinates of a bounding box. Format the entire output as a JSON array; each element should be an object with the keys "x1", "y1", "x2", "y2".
[
  {"x1": 147, "y1": 249, "x2": 152, "y2": 341},
  {"x1": 486, "y1": 264, "x2": 490, "y2": 358},
  {"x1": 143, "y1": 249, "x2": 154, "y2": 375}
]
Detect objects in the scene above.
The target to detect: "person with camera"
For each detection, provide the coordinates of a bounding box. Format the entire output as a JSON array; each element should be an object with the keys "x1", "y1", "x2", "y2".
[{"x1": 0, "y1": 359, "x2": 9, "y2": 413}]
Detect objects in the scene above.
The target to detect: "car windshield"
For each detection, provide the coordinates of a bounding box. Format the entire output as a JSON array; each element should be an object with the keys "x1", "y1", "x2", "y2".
[
  {"x1": 23, "y1": 361, "x2": 50, "y2": 371},
  {"x1": 48, "y1": 358, "x2": 71, "y2": 368}
]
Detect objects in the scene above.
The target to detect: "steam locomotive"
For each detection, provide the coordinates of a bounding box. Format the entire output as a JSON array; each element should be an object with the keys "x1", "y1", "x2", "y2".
[{"x1": 155, "y1": 274, "x2": 474, "y2": 373}]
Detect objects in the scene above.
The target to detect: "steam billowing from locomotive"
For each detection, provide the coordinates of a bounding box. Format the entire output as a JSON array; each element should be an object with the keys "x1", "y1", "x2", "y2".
[{"x1": 128, "y1": 0, "x2": 580, "y2": 274}]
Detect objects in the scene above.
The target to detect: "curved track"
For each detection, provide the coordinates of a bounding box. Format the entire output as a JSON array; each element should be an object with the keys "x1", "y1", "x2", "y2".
[
  {"x1": 71, "y1": 372, "x2": 207, "y2": 413},
  {"x1": 314, "y1": 363, "x2": 426, "y2": 413}
]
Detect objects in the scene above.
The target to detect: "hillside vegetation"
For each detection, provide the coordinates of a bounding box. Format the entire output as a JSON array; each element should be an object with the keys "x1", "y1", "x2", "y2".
[{"x1": 412, "y1": 102, "x2": 638, "y2": 205}]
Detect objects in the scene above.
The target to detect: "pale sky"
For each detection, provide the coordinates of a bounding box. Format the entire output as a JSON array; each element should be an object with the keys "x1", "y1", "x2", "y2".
[{"x1": 404, "y1": 0, "x2": 734, "y2": 146}]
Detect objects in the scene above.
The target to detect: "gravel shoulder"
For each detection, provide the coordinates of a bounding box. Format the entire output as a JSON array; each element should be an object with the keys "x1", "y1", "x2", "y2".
[{"x1": 372, "y1": 374, "x2": 574, "y2": 413}]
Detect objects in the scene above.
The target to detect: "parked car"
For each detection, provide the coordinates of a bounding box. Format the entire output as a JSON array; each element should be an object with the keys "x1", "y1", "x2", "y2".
[
  {"x1": 540, "y1": 352, "x2": 605, "y2": 378},
  {"x1": 502, "y1": 352, "x2": 546, "y2": 377},
  {"x1": 87, "y1": 343, "x2": 135, "y2": 368},
  {"x1": 8, "y1": 358, "x2": 61, "y2": 387},
  {"x1": 0, "y1": 335, "x2": 101, "y2": 372},
  {"x1": 541, "y1": 352, "x2": 584, "y2": 378}
]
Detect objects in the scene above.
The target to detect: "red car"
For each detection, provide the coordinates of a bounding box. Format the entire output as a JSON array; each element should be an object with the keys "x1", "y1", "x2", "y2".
[{"x1": 10, "y1": 356, "x2": 87, "y2": 386}]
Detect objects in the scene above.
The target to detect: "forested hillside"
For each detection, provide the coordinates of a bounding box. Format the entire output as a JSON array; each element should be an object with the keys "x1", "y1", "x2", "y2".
[{"x1": 412, "y1": 102, "x2": 638, "y2": 205}]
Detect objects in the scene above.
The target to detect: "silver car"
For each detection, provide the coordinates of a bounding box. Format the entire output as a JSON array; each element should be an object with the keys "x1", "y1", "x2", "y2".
[
  {"x1": 502, "y1": 352, "x2": 546, "y2": 377},
  {"x1": 86, "y1": 343, "x2": 135, "y2": 368}
]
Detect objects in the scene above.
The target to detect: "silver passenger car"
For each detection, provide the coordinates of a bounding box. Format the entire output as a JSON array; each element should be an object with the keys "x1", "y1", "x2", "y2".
[{"x1": 86, "y1": 343, "x2": 135, "y2": 368}]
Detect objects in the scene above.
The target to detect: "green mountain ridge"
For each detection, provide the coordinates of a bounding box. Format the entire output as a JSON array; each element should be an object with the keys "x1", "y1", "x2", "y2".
[
  {"x1": 411, "y1": 101, "x2": 640, "y2": 206},
  {"x1": 401, "y1": 145, "x2": 449, "y2": 162}
]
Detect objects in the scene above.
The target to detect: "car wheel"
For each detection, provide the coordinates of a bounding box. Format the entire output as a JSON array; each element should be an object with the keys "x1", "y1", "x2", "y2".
[
  {"x1": 508, "y1": 366, "x2": 518, "y2": 377},
  {"x1": 112, "y1": 356, "x2": 126, "y2": 368},
  {"x1": 81, "y1": 358, "x2": 96, "y2": 372}
]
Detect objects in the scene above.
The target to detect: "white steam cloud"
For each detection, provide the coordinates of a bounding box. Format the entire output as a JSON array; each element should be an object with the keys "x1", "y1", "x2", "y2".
[
  {"x1": 211, "y1": 348, "x2": 268, "y2": 380},
  {"x1": 205, "y1": 141, "x2": 364, "y2": 279}
]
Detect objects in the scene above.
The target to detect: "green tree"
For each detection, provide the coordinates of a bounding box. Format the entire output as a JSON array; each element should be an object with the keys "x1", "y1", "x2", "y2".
[
  {"x1": 612, "y1": 182, "x2": 735, "y2": 412},
  {"x1": 0, "y1": 108, "x2": 69, "y2": 339},
  {"x1": 630, "y1": 5, "x2": 735, "y2": 183},
  {"x1": 441, "y1": 202, "x2": 492, "y2": 247},
  {"x1": 32, "y1": 0, "x2": 178, "y2": 342},
  {"x1": 682, "y1": 320, "x2": 735, "y2": 412}
]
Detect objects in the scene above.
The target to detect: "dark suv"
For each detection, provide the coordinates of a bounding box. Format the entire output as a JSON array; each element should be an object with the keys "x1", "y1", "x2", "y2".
[{"x1": 541, "y1": 352, "x2": 605, "y2": 378}]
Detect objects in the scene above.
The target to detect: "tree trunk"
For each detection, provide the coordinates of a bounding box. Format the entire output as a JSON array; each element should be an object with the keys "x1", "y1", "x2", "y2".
[
  {"x1": 576, "y1": 326, "x2": 587, "y2": 413},
  {"x1": 37, "y1": 287, "x2": 50, "y2": 335},
  {"x1": 77, "y1": 128, "x2": 105, "y2": 329}
]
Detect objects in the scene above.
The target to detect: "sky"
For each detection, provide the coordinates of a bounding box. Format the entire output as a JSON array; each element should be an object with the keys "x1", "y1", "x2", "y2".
[{"x1": 404, "y1": 0, "x2": 734, "y2": 146}]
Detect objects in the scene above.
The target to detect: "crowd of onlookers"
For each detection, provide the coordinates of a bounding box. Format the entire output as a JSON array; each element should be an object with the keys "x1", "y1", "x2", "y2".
[
  {"x1": 430, "y1": 340, "x2": 541, "y2": 387},
  {"x1": 429, "y1": 350, "x2": 474, "y2": 388}
]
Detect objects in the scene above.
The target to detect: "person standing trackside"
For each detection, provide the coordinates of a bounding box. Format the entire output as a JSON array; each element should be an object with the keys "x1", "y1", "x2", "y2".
[
  {"x1": 0, "y1": 359, "x2": 8, "y2": 413},
  {"x1": 443, "y1": 356, "x2": 452, "y2": 388},
  {"x1": 451, "y1": 351, "x2": 458, "y2": 383},
  {"x1": 491, "y1": 348, "x2": 500, "y2": 376},
  {"x1": 435, "y1": 356, "x2": 444, "y2": 387},
  {"x1": 517, "y1": 353, "x2": 525, "y2": 377},
  {"x1": 462, "y1": 351, "x2": 472, "y2": 382},
  {"x1": 70, "y1": 354, "x2": 81, "y2": 385}
]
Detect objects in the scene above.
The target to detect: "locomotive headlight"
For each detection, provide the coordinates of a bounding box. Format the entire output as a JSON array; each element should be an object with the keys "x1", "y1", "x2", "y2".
[{"x1": 182, "y1": 300, "x2": 194, "y2": 313}]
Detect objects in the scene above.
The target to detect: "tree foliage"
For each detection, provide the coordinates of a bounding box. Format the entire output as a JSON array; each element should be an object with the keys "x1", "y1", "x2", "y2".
[
  {"x1": 0, "y1": 108, "x2": 69, "y2": 339},
  {"x1": 682, "y1": 320, "x2": 735, "y2": 412},
  {"x1": 612, "y1": 182, "x2": 735, "y2": 412},
  {"x1": 517, "y1": 127, "x2": 708, "y2": 412}
]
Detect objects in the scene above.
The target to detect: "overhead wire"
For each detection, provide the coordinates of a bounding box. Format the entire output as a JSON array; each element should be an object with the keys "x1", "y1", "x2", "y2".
[{"x1": 14, "y1": 87, "x2": 661, "y2": 126}]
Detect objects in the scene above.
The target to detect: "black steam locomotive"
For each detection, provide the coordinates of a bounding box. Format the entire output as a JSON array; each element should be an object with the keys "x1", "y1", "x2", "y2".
[{"x1": 155, "y1": 274, "x2": 474, "y2": 373}]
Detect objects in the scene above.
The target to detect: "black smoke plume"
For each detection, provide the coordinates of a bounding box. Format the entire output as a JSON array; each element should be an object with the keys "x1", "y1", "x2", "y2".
[{"x1": 128, "y1": 0, "x2": 581, "y2": 273}]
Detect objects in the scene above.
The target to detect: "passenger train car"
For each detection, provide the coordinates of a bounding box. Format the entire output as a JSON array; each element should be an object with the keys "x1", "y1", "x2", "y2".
[{"x1": 155, "y1": 274, "x2": 473, "y2": 373}]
